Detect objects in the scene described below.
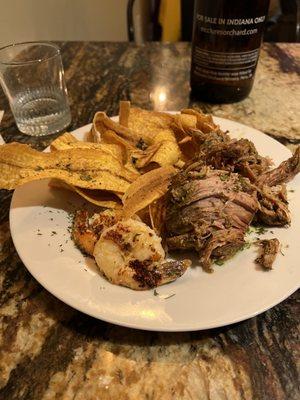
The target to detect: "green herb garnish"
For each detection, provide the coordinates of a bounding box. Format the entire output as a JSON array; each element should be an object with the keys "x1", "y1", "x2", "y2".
[
  {"x1": 215, "y1": 259, "x2": 225, "y2": 266},
  {"x1": 241, "y1": 242, "x2": 251, "y2": 250},
  {"x1": 254, "y1": 226, "x2": 267, "y2": 235},
  {"x1": 80, "y1": 174, "x2": 92, "y2": 181},
  {"x1": 220, "y1": 174, "x2": 229, "y2": 181},
  {"x1": 136, "y1": 138, "x2": 147, "y2": 150}
]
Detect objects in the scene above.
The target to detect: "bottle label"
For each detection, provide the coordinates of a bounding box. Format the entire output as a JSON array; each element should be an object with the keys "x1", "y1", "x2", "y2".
[
  {"x1": 193, "y1": 47, "x2": 260, "y2": 82},
  {"x1": 192, "y1": 8, "x2": 268, "y2": 83}
]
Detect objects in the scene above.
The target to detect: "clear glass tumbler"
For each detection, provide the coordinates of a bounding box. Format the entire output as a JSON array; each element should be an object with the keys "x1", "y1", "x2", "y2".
[{"x1": 0, "y1": 42, "x2": 71, "y2": 136}]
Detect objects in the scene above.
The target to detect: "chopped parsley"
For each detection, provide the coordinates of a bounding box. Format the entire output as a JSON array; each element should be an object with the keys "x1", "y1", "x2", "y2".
[
  {"x1": 241, "y1": 242, "x2": 251, "y2": 250},
  {"x1": 253, "y1": 226, "x2": 267, "y2": 235},
  {"x1": 215, "y1": 259, "x2": 225, "y2": 266},
  {"x1": 220, "y1": 174, "x2": 229, "y2": 181},
  {"x1": 247, "y1": 226, "x2": 267, "y2": 235},
  {"x1": 136, "y1": 138, "x2": 148, "y2": 150},
  {"x1": 80, "y1": 174, "x2": 92, "y2": 181}
]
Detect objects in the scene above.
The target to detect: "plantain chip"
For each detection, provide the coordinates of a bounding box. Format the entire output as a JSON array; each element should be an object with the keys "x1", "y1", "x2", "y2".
[
  {"x1": 49, "y1": 179, "x2": 122, "y2": 209},
  {"x1": 50, "y1": 132, "x2": 78, "y2": 150},
  {"x1": 172, "y1": 110, "x2": 220, "y2": 163},
  {"x1": 127, "y1": 107, "x2": 182, "y2": 169},
  {"x1": 130, "y1": 142, "x2": 161, "y2": 169},
  {"x1": 0, "y1": 142, "x2": 138, "y2": 181},
  {"x1": 149, "y1": 140, "x2": 181, "y2": 167},
  {"x1": 101, "y1": 129, "x2": 137, "y2": 166},
  {"x1": 0, "y1": 143, "x2": 137, "y2": 192},
  {"x1": 119, "y1": 100, "x2": 130, "y2": 127},
  {"x1": 181, "y1": 108, "x2": 220, "y2": 134},
  {"x1": 92, "y1": 111, "x2": 140, "y2": 144},
  {"x1": 50, "y1": 132, "x2": 123, "y2": 160},
  {"x1": 171, "y1": 113, "x2": 197, "y2": 142},
  {"x1": 177, "y1": 113, "x2": 197, "y2": 130},
  {"x1": 122, "y1": 166, "x2": 176, "y2": 219},
  {"x1": 89, "y1": 105, "x2": 183, "y2": 171},
  {"x1": 128, "y1": 107, "x2": 175, "y2": 143}
]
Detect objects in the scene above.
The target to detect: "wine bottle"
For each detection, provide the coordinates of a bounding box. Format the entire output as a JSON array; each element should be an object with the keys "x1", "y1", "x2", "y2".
[{"x1": 191, "y1": 0, "x2": 270, "y2": 103}]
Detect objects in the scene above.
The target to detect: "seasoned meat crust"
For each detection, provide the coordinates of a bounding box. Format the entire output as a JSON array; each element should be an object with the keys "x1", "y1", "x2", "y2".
[
  {"x1": 165, "y1": 166, "x2": 259, "y2": 272},
  {"x1": 255, "y1": 239, "x2": 280, "y2": 269},
  {"x1": 165, "y1": 123, "x2": 300, "y2": 271}
]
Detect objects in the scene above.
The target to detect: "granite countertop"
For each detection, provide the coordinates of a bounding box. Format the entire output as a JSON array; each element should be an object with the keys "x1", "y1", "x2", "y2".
[{"x1": 0, "y1": 42, "x2": 299, "y2": 400}]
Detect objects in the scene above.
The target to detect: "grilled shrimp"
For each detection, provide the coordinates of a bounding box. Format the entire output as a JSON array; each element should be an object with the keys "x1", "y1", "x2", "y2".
[
  {"x1": 93, "y1": 219, "x2": 190, "y2": 290},
  {"x1": 72, "y1": 209, "x2": 119, "y2": 255}
]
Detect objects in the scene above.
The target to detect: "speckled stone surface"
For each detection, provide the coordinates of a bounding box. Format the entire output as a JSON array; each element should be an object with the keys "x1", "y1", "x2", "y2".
[{"x1": 0, "y1": 42, "x2": 299, "y2": 400}]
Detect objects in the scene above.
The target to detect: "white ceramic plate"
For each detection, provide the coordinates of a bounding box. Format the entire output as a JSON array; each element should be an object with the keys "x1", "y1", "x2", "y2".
[{"x1": 10, "y1": 115, "x2": 300, "y2": 331}]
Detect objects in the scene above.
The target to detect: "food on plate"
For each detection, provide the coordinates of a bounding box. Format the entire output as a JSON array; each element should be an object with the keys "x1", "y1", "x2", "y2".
[
  {"x1": 93, "y1": 219, "x2": 190, "y2": 290},
  {"x1": 50, "y1": 132, "x2": 124, "y2": 161},
  {"x1": 253, "y1": 148, "x2": 300, "y2": 226},
  {"x1": 165, "y1": 166, "x2": 259, "y2": 272},
  {"x1": 257, "y1": 147, "x2": 300, "y2": 186},
  {"x1": 122, "y1": 166, "x2": 176, "y2": 219},
  {"x1": 73, "y1": 209, "x2": 190, "y2": 289},
  {"x1": 166, "y1": 150, "x2": 299, "y2": 271},
  {"x1": 255, "y1": 238, "x2": 280, "y2": 269},
  {"x1": 163, "y1": 116, "x2": 299, "y2": 271},
  {"x1": 0, "y1": 142, "x2": 138, "y2": 193},
  {"x1": 72, "y1": 209, "x2": 120, "y2": 255},
  {"x1": 91, "y1": 107, "x2": 184, "y2": 171},
  {"x1": 255, "y1": 184, "x2": 290, "y2": 226},
  {"x1": 0, "y1": 101, "x2": 299, "y2": 290},
  {"x1": 50, "y1": 179, "x2": 123, "y2": 209},
  {"x1": 173, "y1": 116, "x2": 272, "y2": 178}
]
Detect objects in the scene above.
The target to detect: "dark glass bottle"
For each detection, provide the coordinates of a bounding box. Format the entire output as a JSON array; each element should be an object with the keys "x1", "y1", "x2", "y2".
[{"x1": 190, "y1": 0, "x2": 270, "y2": 103}]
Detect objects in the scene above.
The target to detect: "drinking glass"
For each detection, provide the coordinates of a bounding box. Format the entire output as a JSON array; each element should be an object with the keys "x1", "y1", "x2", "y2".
[{"x1": 0, "y1": 42, "x2": 71, "y2": 136}]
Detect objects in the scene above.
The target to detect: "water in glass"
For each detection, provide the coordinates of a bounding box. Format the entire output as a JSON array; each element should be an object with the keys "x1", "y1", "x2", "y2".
[{"x1": 13, "y1": 86, "x2": 71, "y2": 136}]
